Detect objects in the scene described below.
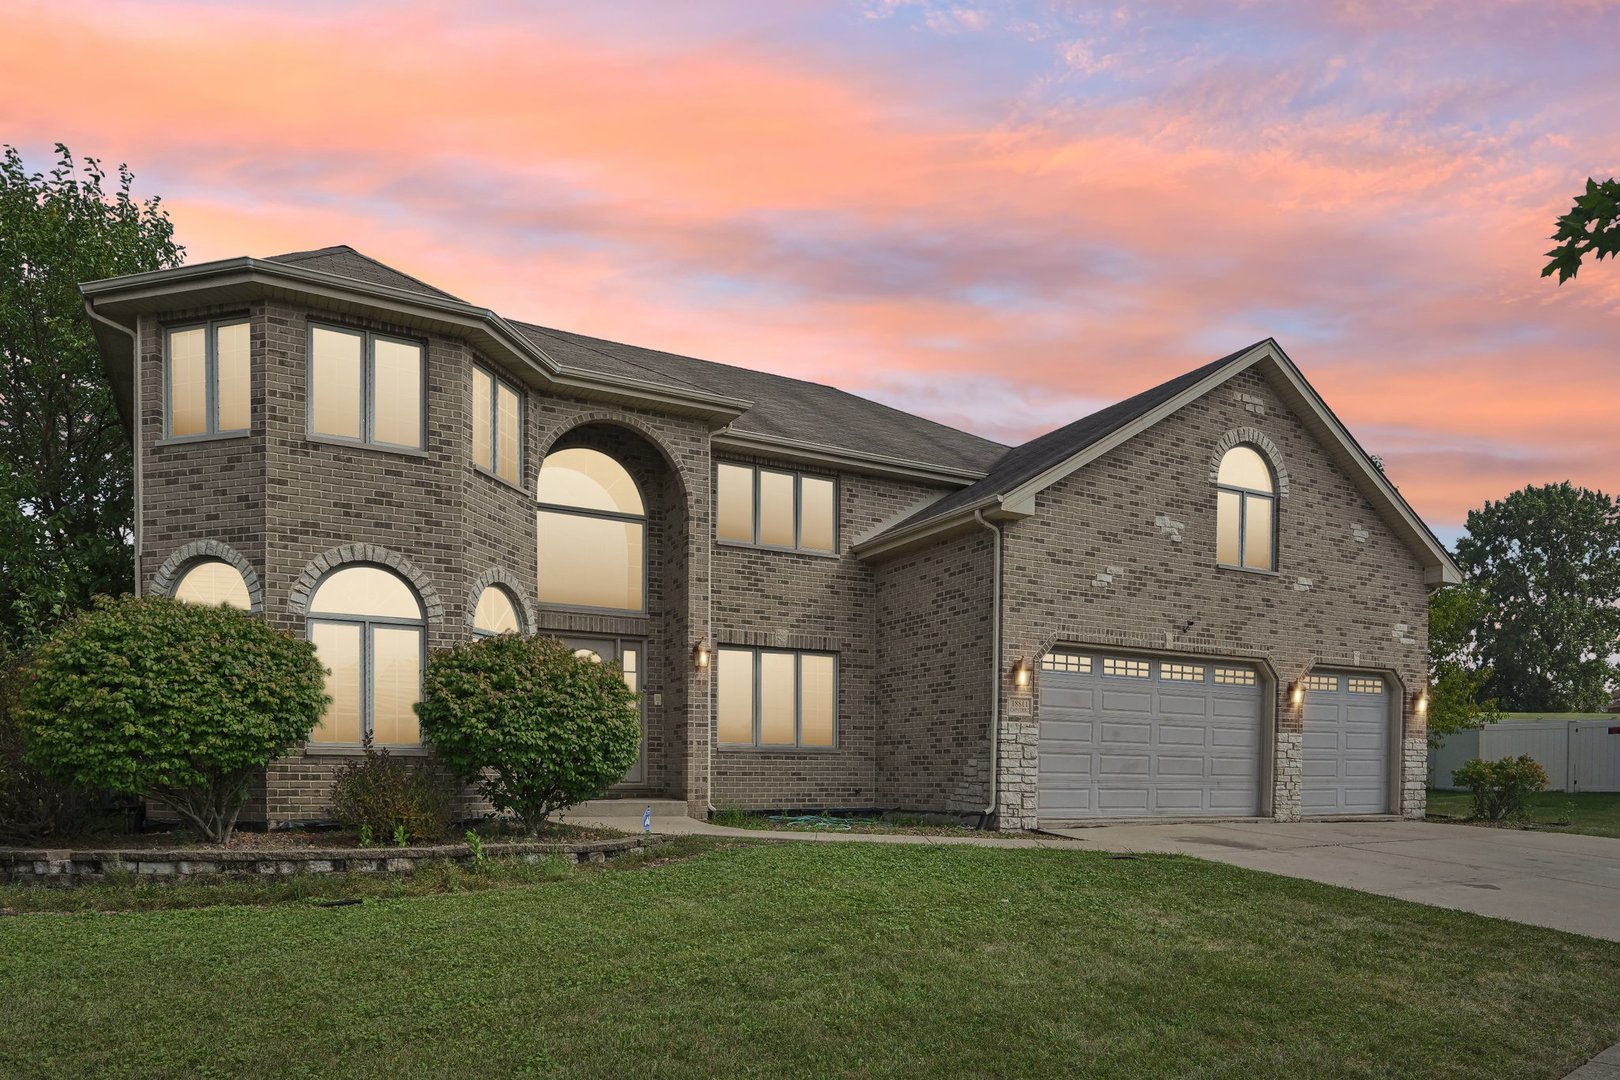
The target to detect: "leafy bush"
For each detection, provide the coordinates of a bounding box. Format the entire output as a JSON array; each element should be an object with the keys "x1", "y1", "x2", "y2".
[
  {"x1": 18, "y1": 596, "x2": 328, "y2": 842},
  {"x1": 1452, "y1": 755, "x2": 1550, "y2": 823},
  {"x1": 0, "y1": 645, "x2": 101, "y2": 842},
  {"x1": 416, "y1": 635, "x2": 640, "y2": 831},
  {"x1": 329, "y1": 741, "x2": 455, "y2": 843}
]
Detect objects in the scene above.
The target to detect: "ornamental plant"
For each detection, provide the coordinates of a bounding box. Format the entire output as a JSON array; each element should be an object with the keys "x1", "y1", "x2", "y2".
[
  {"x1": 0, "y1": 643, "x2": 100, "y2": 843},
  {"x1": 416, "y1": 635, "x2": 640, "y2": 831},
  {"x1": 18, "y1": 595, "x2": 328, "y2": 842},
  {"x1": 1451, "y1": 755, "x2": 1550, "y2": 824},
  {"x1": 329, "y1": 740, "x2": 456, "y2": 843}
]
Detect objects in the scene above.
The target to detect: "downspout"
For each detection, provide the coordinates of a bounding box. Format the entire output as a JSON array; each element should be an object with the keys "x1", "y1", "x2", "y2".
[
  {"x1": 972, "y1": 508, "x2": 1001, "y2": 826},
  {"x1": 83, "y1": 300, "x2": 141, "y2": 596}
]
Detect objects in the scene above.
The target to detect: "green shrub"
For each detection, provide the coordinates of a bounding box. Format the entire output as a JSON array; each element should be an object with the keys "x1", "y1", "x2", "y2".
[
  {"x1": 18, "y1": 595, "x2": 328, "y2": 842},
  {"x1": 416, "y1": 635, "x2": 640, "y2": 831},
  {"x1": 328, "y1": 741, "x2": 455, "y2": 843},
  {"x1": 0, "y1": 645, "x2": 101, "y2": 843},
  {"x1": 1452, "y1": 755, "x2": 1550, "y2": 822}
]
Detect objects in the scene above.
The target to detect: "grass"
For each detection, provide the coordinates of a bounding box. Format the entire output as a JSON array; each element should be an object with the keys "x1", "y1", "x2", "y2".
[
  {"x1": 1427, "y1": 789, "x2": 1620, "y2": 839},
  {"x1": 2, "y1": 842, "x2": 1618, "y2": 1078}
]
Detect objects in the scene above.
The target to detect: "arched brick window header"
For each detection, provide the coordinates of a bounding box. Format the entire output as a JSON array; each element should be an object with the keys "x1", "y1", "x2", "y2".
[
  {"x1": 288, "y1": 544, "x2": 444, "y2": 624},
  {"x1": 148, "y1": 540, "x2": 264, "y2": 613},
  {"x1": 1208, "y1": 427, "x2": 1290, "y2": 498}
]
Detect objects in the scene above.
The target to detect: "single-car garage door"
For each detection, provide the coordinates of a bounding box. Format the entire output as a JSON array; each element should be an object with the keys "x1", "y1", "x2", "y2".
[
  {"x1": 1301, "y1": 672, "x2": 1391, "y2": 815},
  {"x1": 1037, "y1": 652, "x2": 1264, "y2": 821}
]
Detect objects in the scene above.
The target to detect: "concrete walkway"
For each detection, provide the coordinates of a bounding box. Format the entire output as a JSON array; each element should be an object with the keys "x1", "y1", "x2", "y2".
[
  {"x1": 1564, "y1": 1043, "x2": 1620, "y2": 1080},
  {"x1": 563, "y1": 802, "x2": 1620, "y2": 941},
  {"x1": 1042, "y1": 818, "x2": 1620, "y2": 942}
]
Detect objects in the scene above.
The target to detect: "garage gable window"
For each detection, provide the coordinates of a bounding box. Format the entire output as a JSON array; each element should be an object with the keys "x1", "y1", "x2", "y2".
[
  {"x1": 715, "y1": 647, "x2": 837, "y2": 749},
  {"x1": 1216, "y1": 445, "x2": 1276, "y2": 571}
]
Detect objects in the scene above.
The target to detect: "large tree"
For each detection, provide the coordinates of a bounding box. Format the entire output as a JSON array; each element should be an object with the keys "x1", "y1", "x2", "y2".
[
  {"x1": 1542, "y1": 177, "x2": 1618, "y2": 284},
  {"x1": 1455, "y1": 483, "x2": 1620, "y2": 712},
  {"x1": 0, "y1": 144, "x2": 183, "y2": 647},
  {"x1": 1426, "y1": 581, "x2": 1502, "y2": 744}
]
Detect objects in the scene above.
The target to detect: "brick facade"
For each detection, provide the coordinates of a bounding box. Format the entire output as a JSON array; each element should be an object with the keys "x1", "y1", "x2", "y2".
[{"x1": 127, "y1": 285, "x2": 1435, "y2": 831}]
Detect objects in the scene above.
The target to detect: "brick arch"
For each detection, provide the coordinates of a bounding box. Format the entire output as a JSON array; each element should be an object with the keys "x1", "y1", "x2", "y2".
[
  {"x1": 287, "y1": 544, "x2": 444, "y2": 624},
  {"x1": 148, "y1": 540, "x2": 264, "y2": 613},
  {"x1": 1208, "y1": 427, "x2": 1291, "y2": 497},
  {"x1": 466, "y1": 566, "x2": 538, "y2": 633},
  {"x1": 535, "y1": 412, "x2": 695, "y2": 501}
]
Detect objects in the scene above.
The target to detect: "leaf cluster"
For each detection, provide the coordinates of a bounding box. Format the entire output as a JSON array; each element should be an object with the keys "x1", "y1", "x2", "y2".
[
  {"x1": 1543, "y1": 177, "x2": 1619, "y2": 284},
  {"x1": 416, "y1": 635, "x2": 641, "y2": 830}
]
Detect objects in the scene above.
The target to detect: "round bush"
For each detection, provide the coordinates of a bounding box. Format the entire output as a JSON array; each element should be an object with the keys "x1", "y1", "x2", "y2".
[
  {"x1": 19, "y1": 595, "x2": 328, "y2": 842},
  {"x1": 416, "y1": 635, "x2": 641, "y2": 830}
]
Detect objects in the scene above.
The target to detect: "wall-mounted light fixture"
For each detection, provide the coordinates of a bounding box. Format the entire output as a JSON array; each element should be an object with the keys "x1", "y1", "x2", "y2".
[
  {"x1": 692, "y1": 640, "x2": 711, "y2": 672},
  {"x1": 1413, "y1": 689, "x2": 1429, "y2": 716},
  {"x1": 1289, "y1": 681, "x2": 1304, "y2": 708},
  {"x1": 1012, "y1": 657, "x2": 1032, "y2": 689}
]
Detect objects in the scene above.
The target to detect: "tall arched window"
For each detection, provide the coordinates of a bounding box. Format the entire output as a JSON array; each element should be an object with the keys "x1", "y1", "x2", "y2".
[
  {"x1": 536, "y1": 447, "x2": 646, "y2": 612},
  {"x1": 307, "y1": 565, "x2": 425, "y2": 747},
  {"x1": 472, "y1": 585, "x2": 523, "y2": 637},
  {"x1": 1216, "y1": 445, "x2": 1276, "y2": 570},
  {"x1": 172, "y1": 559, "x2": 251, "y2": 609}
]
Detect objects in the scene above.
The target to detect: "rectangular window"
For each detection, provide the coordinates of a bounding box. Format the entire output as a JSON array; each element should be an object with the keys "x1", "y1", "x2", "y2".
[
  {"x1": 715, "y1": 647, "x2": 839, "y2": 749},
  {"x1": 309, "y1": 323, "x2": 424, "y2": 450},
  {"x1": 1214, "y1": 666, "x2": 1257, "y2": 686},
  {"x1": 1161, "y1": 663, "x2": 1206, "y2": 682},
  {"x1": 1102, "y1": 657, "x2": 1150, "y2": 678},
  {"x1": 1041, "y1": 653, "x2": 1091, "y2": 673},
  {"x1": 1304, "y1": 675, "x2": 1339, "y2": 692},
  {"x1": 471, "y1": 366, "x2": 523, "y2": 484},
  {"x1": 714, "y1": 463, "x2": 838, "y2": 554},
  {"x1": 1347, "y1": 677, "x2": 1384, "y2": 695},
  {"x1": 309, "y1": 622, "x2": 362, "y2": 745},
  {"x1": 536, "y1": 511, "x2": 645, "y2": 612},
  {"x1": 166, "y1": 320, "x2": 250, "y2": 438}
]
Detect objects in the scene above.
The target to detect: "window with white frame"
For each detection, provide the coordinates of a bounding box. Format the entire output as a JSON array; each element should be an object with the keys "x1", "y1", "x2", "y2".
[
  {"x1": 166, "y1": 320, "x2": 249, "y2": 439},
  {"x1": 471, "y1": 367, "x2": 523, "y2": 484},
  {"x1": 306, "y1": 565, "x2": 425, "y2": 747},
  {"x1": 715, "y1": 647, "x2": 837, "y2": 748},
  {"x1": 1215, "y1": 445, "x2": 1276, "y2": 571},
  {"x1": 716, "y1": 462, "x2": 836, "y2": 554},
  {"x1": 308, "y1": 324, "x2": 424, "y2": 450}
]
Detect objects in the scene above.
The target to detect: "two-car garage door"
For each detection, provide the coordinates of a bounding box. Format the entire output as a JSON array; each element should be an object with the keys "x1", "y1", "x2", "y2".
[
  {"x1": 1036, "y1": 653, "x2": 1394, "y2": 821},
  {"x1": 1037, "y1": 652, "x2": 1264, "y2": 820}
]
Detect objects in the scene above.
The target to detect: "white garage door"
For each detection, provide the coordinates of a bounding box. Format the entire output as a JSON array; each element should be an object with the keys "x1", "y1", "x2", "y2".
[
  {"x1": 1037, "y1": 652, "x2": 1264, "y2": 821},
  {"x1": 1301, "y1": 672, "x2": 1391, "y2": 815}
]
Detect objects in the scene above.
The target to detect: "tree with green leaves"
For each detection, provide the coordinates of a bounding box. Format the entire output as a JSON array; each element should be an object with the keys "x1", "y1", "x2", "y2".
[
  {"x1": 1426, "y1": 581, "x2": 1502, "y2": 745},
  {"x1": 0, "y1": 143, "x2": 183, "y2": 648},
  {"x1": 1542, "y1": 177, "x2": 1619, "y2": 284},
  {"x1": 1455, "y1": 483, "x2": 1620, "y2": 712}
]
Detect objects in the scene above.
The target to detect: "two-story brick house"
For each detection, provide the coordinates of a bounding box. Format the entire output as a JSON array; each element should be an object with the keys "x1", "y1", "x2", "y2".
[{"x1": 81, "y1": 246, "x2": 1459, "y2": 829}]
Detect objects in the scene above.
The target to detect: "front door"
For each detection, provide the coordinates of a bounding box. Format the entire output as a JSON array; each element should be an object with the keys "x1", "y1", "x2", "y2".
[{"x1": 563, "y1": 637, "x2": 645, "y2": 785}]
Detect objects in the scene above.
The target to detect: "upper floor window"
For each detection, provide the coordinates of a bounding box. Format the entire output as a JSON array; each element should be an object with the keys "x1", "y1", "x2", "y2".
[
  {"x1": 166, "y1": 320, "x2": 249, "y2": 438},
  {"x1": 472, "y1": 584, "x2": 523, "y2": 637},
  {"x1": 472, "y1": 367, "x2": 523, "y2": 485},
  {"x1": 308, "y1": 324, "x2": 423, "y2": 451},
  {"x1": 1215, "y1": 445, "x2": 1276, "y2": 571},
  {"x1": 172, "y1": 559, "x2": 251, "y2": 609},
  {"x1": 306, "y1": 565, "x2": 424, "y2": 747},
  {"x1": 716, "y1": 463, "x2": 836, "y2": 554},
  {"x1": 536, "y1": 447, "x2": 645, "y2": 612}
]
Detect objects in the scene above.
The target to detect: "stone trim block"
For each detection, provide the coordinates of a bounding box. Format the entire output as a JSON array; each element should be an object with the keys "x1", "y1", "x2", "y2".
[
  {"x1": 1208, "y1": 426, "x2": 1291, "y2": 497},
  {"x1": 148, "y1": 539, "x2": 265, "y2": 613},
  {"x1": 287, "y1": 543, "x2": 445, "y2": 624},
  {"x1": 466, "y1": 565, "x2": 539, "y2": 633}
]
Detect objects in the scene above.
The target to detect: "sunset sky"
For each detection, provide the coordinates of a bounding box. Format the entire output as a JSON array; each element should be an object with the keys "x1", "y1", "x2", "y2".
[{"x1": 6, "y1": 0, "x2": 1618, "y2": 546}]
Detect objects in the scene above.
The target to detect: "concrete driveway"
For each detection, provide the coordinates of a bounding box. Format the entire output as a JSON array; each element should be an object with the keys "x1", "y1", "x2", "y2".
[{"x1": 1042, "y1": 819, "x2": 1620, "y2": 941}]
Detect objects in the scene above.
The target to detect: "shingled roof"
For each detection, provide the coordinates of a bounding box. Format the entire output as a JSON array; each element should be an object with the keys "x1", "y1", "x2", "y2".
[
  {"x1": 267, "y1": 246, "x2": 1008, "y2": 476},
  {"x1": 879, "y1": 344, "x2": 1261, "y2": 534}
]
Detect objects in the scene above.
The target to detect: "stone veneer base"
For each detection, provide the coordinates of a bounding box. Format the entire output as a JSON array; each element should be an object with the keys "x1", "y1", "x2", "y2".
[{"x1": 0, "y1": 836, "x2": 647, "y2": 886}]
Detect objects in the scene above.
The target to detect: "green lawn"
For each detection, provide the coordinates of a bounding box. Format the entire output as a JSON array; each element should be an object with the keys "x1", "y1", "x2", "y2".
[
  {"x1": 1427, "y1": 789, "x2": 1620, "y2": 839},
  {"x1": 2, "y1": 842, "x2": 1618, "y2": 1079}
]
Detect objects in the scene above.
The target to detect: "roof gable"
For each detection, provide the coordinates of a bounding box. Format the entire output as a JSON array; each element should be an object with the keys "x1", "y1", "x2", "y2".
[{"x1": 855, "y1": 340, "x2": 1462, "y2": 585}]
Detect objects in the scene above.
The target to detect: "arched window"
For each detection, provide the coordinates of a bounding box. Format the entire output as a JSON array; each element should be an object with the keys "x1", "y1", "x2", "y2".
[
  {"x1": 472, "y1": 585, "x2": 523, "y2": 637},
  {"x1": 306, "y1": 565, "x2": 425, "y2": 747},
  {"x1": 172, "y1": 559, "x2": 251, "y2": 609},
  {"x1": 536, "y1": 447, "x2": 645, "y2": 612},
  {"x1": 1216, "y1": 445, "x2": 1276, "y2": 570}
]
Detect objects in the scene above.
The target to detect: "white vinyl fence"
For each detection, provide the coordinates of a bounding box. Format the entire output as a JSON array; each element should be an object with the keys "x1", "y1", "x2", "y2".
[{"x1": 1429, "y1": 718, "x2": 1620, "y2": 792}]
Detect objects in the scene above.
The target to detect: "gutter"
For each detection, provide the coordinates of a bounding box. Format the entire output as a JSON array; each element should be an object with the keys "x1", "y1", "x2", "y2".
[
  {"x1": 972, "y1": 508, "x2": 1001, "y2": 825},
  {"x1": 82, "y1": 298, "x2": 142, "y2": 596}
]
